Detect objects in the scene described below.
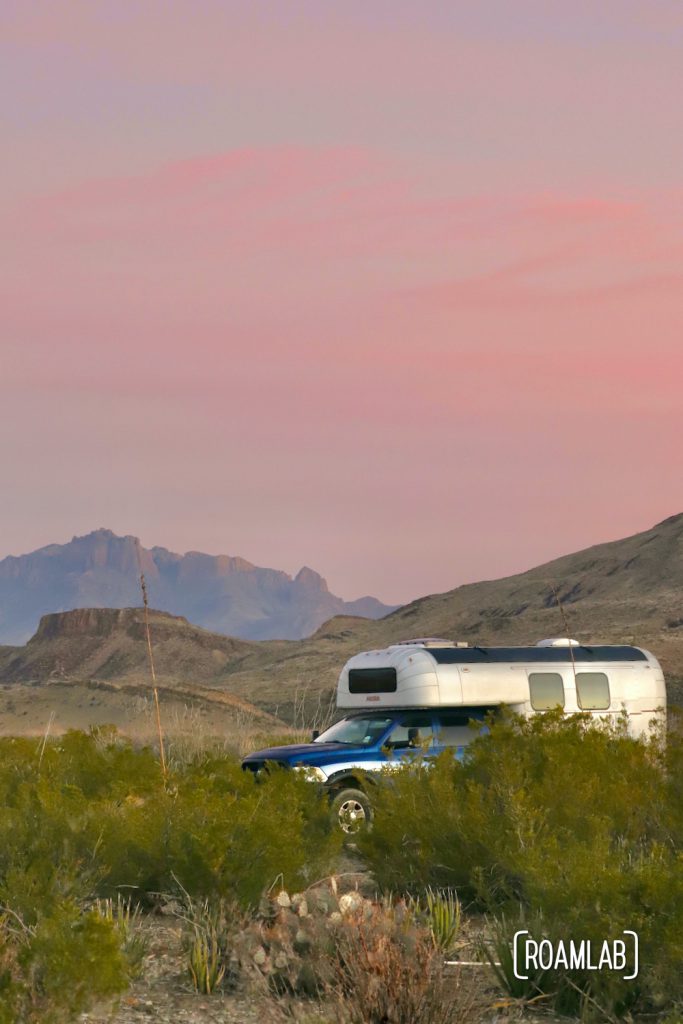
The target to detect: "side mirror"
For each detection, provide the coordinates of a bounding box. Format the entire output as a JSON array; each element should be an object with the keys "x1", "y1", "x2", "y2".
[{"x1": 311, "y1": 729, "x2": 320, "y2": 741}]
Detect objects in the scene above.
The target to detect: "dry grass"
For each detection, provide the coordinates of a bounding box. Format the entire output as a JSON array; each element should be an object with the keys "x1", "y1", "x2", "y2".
[{"x1": 125, "y1": 696, "x2": 309, "y2": 763}]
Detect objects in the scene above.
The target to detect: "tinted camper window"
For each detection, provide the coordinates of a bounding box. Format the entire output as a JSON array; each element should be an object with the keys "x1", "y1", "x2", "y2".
[
  {"x1": 348, "y1": 668, "x2": 397, "y2": 694},
  {"x1": 576, "y1": 671, "x2": 610, "y2": 710},
  {"x1": 529, "y1": 672, "x2": 565, "y2": 710}
]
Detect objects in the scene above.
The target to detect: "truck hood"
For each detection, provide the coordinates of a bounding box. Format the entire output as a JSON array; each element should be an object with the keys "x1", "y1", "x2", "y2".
[{"x1": 242, "y1": 741, "x2": 381, "y2": 767}]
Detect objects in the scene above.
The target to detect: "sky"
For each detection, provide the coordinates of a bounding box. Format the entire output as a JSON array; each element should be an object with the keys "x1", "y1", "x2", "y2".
[{"x1": 1, "y1": 1, "x2": 682, "y2": 604}]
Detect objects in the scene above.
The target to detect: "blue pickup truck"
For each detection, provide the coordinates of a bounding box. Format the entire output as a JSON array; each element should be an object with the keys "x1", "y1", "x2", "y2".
[{"x1": 242, "y1": 705, "x2": 490, "y2": 832}]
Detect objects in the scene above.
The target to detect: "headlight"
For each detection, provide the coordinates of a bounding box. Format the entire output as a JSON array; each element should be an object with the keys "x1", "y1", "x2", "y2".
[{"x1": 293, "y1": 765, "x2": 327, "y2": 782}]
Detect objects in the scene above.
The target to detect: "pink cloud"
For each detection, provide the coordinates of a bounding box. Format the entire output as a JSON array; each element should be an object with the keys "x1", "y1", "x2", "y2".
[{"x1": 3, "y1": 149, "x2": 681, "y2": 382}]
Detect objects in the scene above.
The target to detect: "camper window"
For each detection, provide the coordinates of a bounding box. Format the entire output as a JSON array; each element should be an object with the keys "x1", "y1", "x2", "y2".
[
  {"x1": 576, "y1": 671, "x2": 611, "y2": 710},
  {"x1": 529, "y1": 672, "x2": 565, "y2": 710},
  {"x1": 348, "y1": 667, "x2": 397, "y2": 694}
]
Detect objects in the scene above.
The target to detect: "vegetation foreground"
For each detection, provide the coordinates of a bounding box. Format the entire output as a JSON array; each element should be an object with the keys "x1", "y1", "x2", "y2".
[{"x1": 0, "y1": 712, "x2": 682, "y2": 1023}]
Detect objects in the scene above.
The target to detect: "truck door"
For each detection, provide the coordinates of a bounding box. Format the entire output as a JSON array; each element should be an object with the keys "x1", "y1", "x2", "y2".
[{"x1": 382, "y1": 711, "x2": 435, "y2": 763}]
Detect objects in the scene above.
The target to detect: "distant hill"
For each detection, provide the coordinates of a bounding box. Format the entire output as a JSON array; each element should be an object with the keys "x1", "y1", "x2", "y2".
[
  {"x1": 0, "y1": 529, "x2": 397, "y2": 644},
  {"x1": 0, "y1": 607, "x2": 286, "y2": 741},
  {"x1": 0, "y1": 607, "x2": 253, "y2": 686},
  {"x1": 1, "y1": 515, "x2": 682, "y2": 725},
  {"x1": 198, "y1": 513, "x2": 683, "y2": 715}
]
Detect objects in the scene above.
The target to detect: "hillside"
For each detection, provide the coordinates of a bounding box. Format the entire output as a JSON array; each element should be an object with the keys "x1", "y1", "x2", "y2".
[
  {"x1": 0, "y1": 529, "x2": 396, "y2": 644},
  {"x1": 1, "y1": 515, "x2": 682, "y2": 727},
  {"x1": 144, "y1": 511, "x2": 680, "y2": 717},
  {"x1": 0, "y1": 607, "x2": 284, "y2": 742}
]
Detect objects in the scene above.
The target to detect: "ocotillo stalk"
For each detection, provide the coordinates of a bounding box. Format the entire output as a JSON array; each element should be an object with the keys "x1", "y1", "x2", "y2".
[
  {"x1": 550, "y1": 582, "x2": 577, "y2": 686},
  {"x1": 136, "y1": 541, "x2": 167, "y2": 781}
]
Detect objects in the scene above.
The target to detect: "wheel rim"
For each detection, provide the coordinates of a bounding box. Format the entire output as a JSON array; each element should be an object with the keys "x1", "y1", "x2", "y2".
[{"x1": 337, "y1": 798, "x2": 366, "y2": 834}]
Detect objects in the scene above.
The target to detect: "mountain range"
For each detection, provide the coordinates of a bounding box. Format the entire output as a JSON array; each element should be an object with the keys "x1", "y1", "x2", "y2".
[
  {"x1": 1, "y1": 514, "x2": 681, "y2": 732},
  {"x1": 0, "y1": 529, "x2": 397, "y2": 644}
]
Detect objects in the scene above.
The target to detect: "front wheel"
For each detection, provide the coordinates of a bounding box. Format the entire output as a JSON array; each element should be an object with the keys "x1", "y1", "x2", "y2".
[{"x1": 330, "y1": 788, "x2": 372, "y2": 834}]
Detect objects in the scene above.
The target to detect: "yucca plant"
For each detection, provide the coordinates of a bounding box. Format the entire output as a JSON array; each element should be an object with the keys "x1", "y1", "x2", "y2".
[
  {"x1": 476, "y1": 911, "x2": 552, "y2": 1004},
  {"x1": 409, "y1": 887, "x2": 461, "y2": 953},
  {"x1": 424, "y1": 887, "x2": 461, "y2": 952},
  {"x1": 174, "y1": 886, "x2": 241, "y2": 995},
  {"x1": 188, "y1": 924, "x2": 226, "y2": 994},
  {"x1": 93, "y1": 894, "x2": 147, "y2": 977}
]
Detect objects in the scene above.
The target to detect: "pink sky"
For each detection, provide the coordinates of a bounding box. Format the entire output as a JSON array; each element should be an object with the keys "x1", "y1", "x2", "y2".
[{"x1": 1, "y1": 2, "x2": 682, "y2": 604}]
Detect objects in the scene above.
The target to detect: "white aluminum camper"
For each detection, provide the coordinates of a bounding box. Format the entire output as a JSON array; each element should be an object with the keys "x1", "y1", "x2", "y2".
[{"x1": 337, "y1": 637, "x2": 666, "y2": 739}]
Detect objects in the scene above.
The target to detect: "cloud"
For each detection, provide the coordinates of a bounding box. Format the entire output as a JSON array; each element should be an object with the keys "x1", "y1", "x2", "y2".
[{"x1": 3, "y1": 148, "x2": 681, "y2": 386}]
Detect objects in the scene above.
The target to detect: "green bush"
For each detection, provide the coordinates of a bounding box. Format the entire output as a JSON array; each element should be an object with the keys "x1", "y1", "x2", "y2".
[
  {"x1": 0, "y1": 731, "x2": 341, "y2": 910},
  {"x1": 0, "y1": 729, "x2": 341, "y2": 1020},
  {"x1": 90, "y1": 759, "x2": 341, "y2": 905},
  {"x1": 359, "y1": 711, "x2": 683, "y2": 1017},
  {"x1": 0, "y1": 900, "x2": 129, "y2": 1024}
]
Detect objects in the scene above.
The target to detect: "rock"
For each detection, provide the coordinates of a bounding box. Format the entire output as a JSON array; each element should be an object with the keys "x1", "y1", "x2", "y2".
[
  {"x1": 257, "y1": 895, "x2": 277, "y2": 921},
  {"x1": 291, "y1": 893, "x2": 309, "y2": 917},
  {"x1": 315, "y1": 895, "x2": 331, "y2": 914},
  {"x1": 275, "y1": 890, "x2": 291, "y2": 908},
  {"x1": 158, "y1": 899, "x2": 182, "y2": 917},
  {"x1": 339, "y1": 891, "x2": 364, "y2": 915},
  {"x1": 293, "y1": 928, "x2": 312, "y2": 954}
]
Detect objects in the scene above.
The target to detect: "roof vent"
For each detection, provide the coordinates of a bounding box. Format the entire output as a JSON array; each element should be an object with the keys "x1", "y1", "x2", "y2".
[
  {"x1": 395, "y1": 637, "x2": 465, "y2": 648},
  {"x1": 536, "y1": 638, "x2": 580, "y2": 647}
]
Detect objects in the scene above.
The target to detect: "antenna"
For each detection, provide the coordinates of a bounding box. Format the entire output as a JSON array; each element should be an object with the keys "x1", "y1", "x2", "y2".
[{"x1": 136, "y1": 538, "x2": 167, "y2": 781}]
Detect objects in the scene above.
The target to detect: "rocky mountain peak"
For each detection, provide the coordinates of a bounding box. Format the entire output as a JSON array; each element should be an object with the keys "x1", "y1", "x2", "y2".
[
  {"x1": 0, "y1": 530, "x2": 396, "y2": 644},
  {"x1": 294, "y1": 566, "x2": 328, "y2": 592}
]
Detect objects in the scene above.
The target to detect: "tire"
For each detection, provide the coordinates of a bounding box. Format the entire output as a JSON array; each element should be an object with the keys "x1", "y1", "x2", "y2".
[{"x1": 330, "y1": 788, "x2": 373, "y2": 834}]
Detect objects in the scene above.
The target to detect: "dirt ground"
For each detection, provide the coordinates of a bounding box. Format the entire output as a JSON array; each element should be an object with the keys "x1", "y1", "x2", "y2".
[
  {"x1": 76, "y1": 853, "x2": 563, "y2": 1024},
  {"x1": 76, "y1": 917, "x2": 505, "y2": 1024},
  {"x1": 79, "y1": 919, "x2": 264, "y2": 1024}
]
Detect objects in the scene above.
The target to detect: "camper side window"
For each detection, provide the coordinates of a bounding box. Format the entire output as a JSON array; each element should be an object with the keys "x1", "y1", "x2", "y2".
[
  {"x1": 576, "y1": 671, "x2": 610, "y2": 710},
  {"x1": 529, "y1": 672, "x2": 565, "y2": 710},
  {"x1": 348, "y1": 668, "x2": 397, "y2": 693}
]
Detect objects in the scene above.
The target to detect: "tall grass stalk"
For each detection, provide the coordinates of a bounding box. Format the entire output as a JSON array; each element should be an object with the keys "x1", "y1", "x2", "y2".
[{"x1": 136, "y1": 538, "x2": 167, "y2": 782}]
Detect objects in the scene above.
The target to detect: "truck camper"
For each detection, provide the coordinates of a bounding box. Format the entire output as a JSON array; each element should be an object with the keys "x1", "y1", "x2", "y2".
[{"x1": 242, "y1": 637, "x2": 667, "y2": 832}]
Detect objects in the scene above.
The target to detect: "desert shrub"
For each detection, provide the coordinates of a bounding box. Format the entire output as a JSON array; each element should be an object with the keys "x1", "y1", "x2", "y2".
[
  {"x1": 0, "y1": 900, "x2": 129, "y2": 1024},
  {"x1": 91, "y1": 759, "x2": 341, "y2": 905},
  {"x1": 0, "y1": 730, "x2": 341, "y2": 1019},
  {"x1": 360, "y1": 711, "x2": 683, "y2": 1017},
  {"x1": 330, "y1": 900, "x2": 474, "y2": 1024},
  {"x1": 0, "y1": 731, "x2": 341, "y2": 912},
  {"x1": 478, "y1": 907, "x2": 637, "y2": 1020},
  {"x1": 0, "y1": 732, "x2": 161, "y2": 923}
]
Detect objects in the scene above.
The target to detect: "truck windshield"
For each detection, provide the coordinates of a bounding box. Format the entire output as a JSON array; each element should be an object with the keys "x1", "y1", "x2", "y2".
[{"x1": 315, "y1": 715, "x2": 394, "y2": 746}]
